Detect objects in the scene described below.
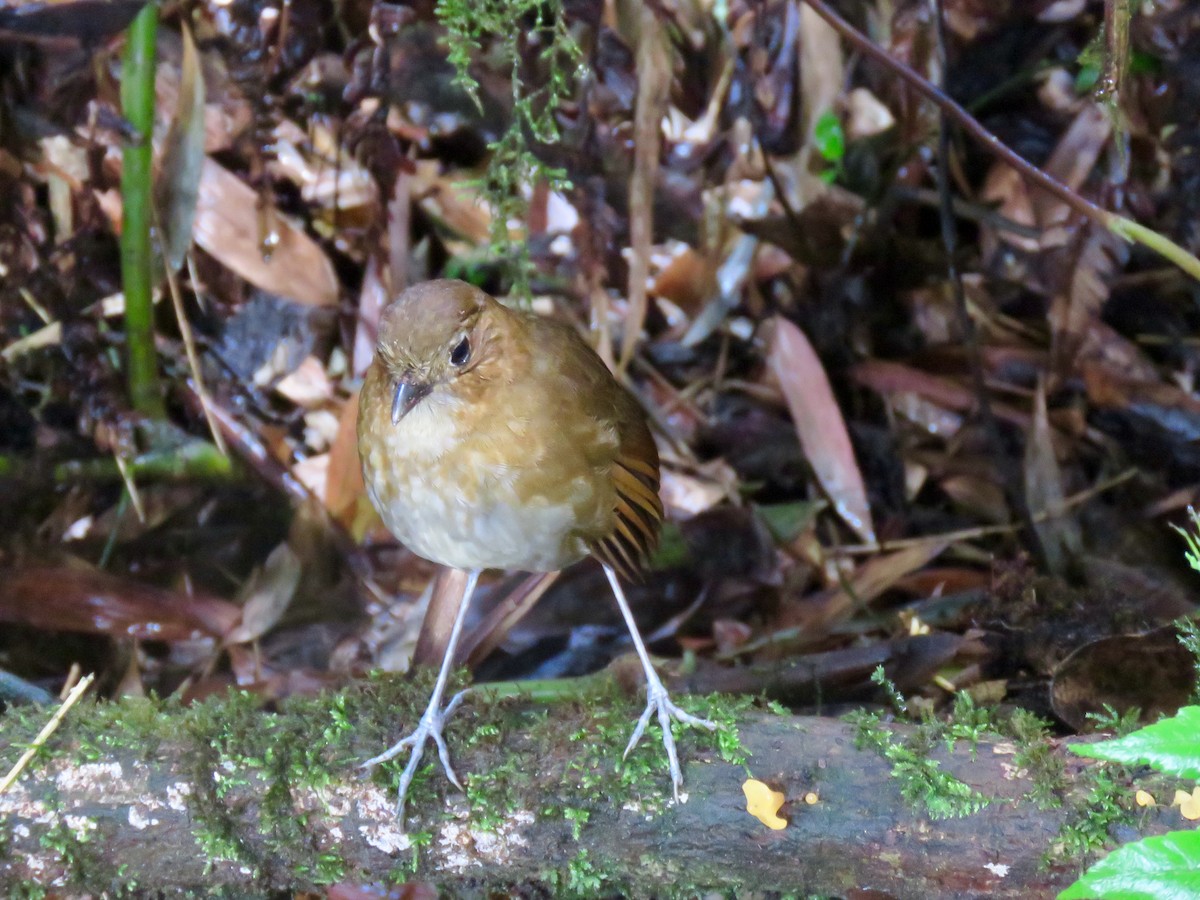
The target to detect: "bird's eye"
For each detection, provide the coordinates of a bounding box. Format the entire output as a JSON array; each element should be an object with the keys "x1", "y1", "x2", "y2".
[{"x1": 449, "y1": 336, "x2": 471, "y2": 367}]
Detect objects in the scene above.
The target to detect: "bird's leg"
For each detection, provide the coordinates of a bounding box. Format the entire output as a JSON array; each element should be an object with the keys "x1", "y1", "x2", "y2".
[
  {"x1": 361, "y1": 568, "x2": 481, "y2": 822},
  {"x1": 602, "y1": 563, "x2": 716, "y2": 802}
]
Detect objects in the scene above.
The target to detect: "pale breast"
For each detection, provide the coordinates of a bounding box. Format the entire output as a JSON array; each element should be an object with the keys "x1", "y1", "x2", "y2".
[{"x1": 359, "y1": 388, "x2": 603, "y2": 572}]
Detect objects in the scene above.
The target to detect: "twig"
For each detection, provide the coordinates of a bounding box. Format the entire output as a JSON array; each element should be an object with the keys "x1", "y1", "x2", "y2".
[
  {"x1": 838, "y1": 467, "x2": 1137, "y2": 555},
  {"x1": 0, "y1": 673, "x2": 95, "y2": 795},
  {"x1": 798, "y1": 0, "x2": 1200, "y2": 282}
]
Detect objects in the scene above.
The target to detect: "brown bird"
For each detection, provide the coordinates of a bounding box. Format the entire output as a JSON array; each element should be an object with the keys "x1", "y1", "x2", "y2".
[{"x1": 357, "y1": 278, "x2": 714, "y2": 819}]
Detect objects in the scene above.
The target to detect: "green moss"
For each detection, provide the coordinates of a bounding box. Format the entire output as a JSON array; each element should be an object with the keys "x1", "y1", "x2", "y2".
[
  {"x1": 846, "y1": 668, "x2": 991, "y2": 819},
  {"x1": 566, "y1": 848, "x2": 604, "y2": 895},
  {"x1": 5, "y1": 670, "x2": 747, "y2": 892},
  {"x1": 563, "y1": 806, "x2": 589, "y2": 840},
  {"x1": 404, "y1": 829, "x2": 433, "y2": 875},
  {"x1": 1047, "y1": 767, "x2": 1133, "y2": 865},
  {"x1": 297, "y1": 851, "x2": 346, "y2": 883},
  {"x1": 175, "y1": 683, "x2": 375, "y2": 880},
  {"x1": 73, "y1": 695, "x2": 173, "y2": 762},
  {"x1": 37, "y1": 815, "x2": 107, "y2": 891},
  {"x1": 1006, "y1": 708, "x2": 1067, "y2": 809},
  {"x1": 435, "y1": 0, "x2": 581, "y2": 294},
  {"x1": 8, "y1": 881, "x2": 47, "y2": 900}
]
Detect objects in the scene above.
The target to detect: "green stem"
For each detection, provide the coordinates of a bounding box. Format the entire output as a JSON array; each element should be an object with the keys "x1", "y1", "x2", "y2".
[
  {"x1": 799, "y1": 0, "x2": 1200, "y2": 285},
  {"x1": 0, "y1": 442, "x2": 235, "y2": 484},
  {"x1": 120, "y1": 3, "x2": 166, "y2": 419},
  {"x1": 1109, "y1": 217, "x2": 1200, "y2": 282}
]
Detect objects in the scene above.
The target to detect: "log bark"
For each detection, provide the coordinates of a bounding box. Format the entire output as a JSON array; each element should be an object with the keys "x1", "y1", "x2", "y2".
[{"x1": 0, "y1": 685, "x2": 1164, "y2": 897}]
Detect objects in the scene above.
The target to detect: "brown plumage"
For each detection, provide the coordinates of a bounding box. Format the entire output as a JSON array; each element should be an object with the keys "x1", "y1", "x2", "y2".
[{"x1": 357, "y1": 279, "x2": 713, "y2": 821}]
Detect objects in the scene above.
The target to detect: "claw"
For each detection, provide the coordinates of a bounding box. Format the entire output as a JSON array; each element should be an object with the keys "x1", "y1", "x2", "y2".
[
  {"x1": 624, "y1": 676, "x2": 717, "y2": 802},
  {"x1": 362, "y1": 697, "x2": 468, "y2": 821},
  {"x1": 361, "y1": 574, "x2": 482, "y2": 824},
  {"x1": 602, "y1": 563, "x2": 717, "y2": 802}
]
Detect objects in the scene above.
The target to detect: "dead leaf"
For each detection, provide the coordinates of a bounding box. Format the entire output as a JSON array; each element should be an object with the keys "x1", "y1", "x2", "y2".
[
  {"x1": 0, "y1": 565, "x2": 238, "y2": 641},
  {"x1": 274, "y1": 356, "x2": 334, "y2": 408},
  {"x1": 155, "y1": 22, "x2": 205, "y2": 271},
  {"x1": 768, "y1": 316, "x2": 875, "y2": 543},
  {"x1": 193, "y1": 157, "x2": 339, "y2": 307},
  {"x1": 1051, "y1": 626, "x2": 1194, "y2": 731},
  {"x1": 226, "y1": 543, "x2": 303, "y2": 645},
  {"x1": 616, "y1": 0, "x2": 671, "y2": 372},
  {"x1": 1024, "y1": 379, "x2": 1081, "y2": 573}
]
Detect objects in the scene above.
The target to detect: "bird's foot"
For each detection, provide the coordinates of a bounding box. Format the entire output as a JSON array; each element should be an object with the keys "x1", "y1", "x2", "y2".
[
  {"x1": 361, "y1": 689, "x2": 469, "y2": 822},
  {"x1": 623, "y1": 675, "x2": 717, "y2": 803}
]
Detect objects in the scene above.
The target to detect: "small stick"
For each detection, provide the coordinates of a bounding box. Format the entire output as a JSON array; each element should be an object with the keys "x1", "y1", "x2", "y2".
[{"x1": 0, "y1": 673, "x2": 95, "y2": 795}]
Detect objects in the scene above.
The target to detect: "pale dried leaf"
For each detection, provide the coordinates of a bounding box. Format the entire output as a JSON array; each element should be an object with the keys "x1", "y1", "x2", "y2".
[
  {"x1": 270, "y1": 119, "x2": 378, "y2": 211},
  {"x1": 768, "y1": 316, "x2": 875, "y2": 543},
  {"x1": 844, "y1": 87, "x2": 894, "y2": 140},
  {"x1": 156, "y1": 22, "x2": 206, "y2": 271},
  {"x1": 193, "y1": 157, "x2": 338, "y2": 307},
  {"x1": 292, "y1": 453, "x2": 330, "y2": 502},
  {"x1": 659, "y1": 468, "x2": 726, "y2": 516},
  {"x1": 227, "y1": 542, "x2": 303, "y2": 644},
  {"x1": 1024, "y1": 380, "x2": 1081, "y2": 573},
  {"x1": 817, "y1": 541, "x2": 950, "y2": 628},
  {"x1": 274, "y1": 355, "x2": 333, "y2": 408},
  {"x1": 354, "y1": 253, "x2": 389, "y2": 378}
]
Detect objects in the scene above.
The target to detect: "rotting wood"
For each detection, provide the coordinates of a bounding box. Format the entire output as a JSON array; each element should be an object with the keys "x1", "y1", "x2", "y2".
[{"x1": 0, "y1": 691, "x2": 1173, "y2": 897}]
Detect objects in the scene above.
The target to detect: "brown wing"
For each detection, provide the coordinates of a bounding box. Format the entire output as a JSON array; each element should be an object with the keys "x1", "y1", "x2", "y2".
[
  {"x1": 525, "y1": 314, "x2": 664, "y2": 579},
  {"x1": 590, "y1": 451, "x2": 663, "y2": 580},
  {"x1": 588, "y1": 389, "x2": 664, "y2": 581}
]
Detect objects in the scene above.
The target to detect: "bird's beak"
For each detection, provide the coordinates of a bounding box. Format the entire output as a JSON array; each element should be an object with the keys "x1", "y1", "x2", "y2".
[{"x1": 391, "y1": 378, "x2": 431, "y2": 424}]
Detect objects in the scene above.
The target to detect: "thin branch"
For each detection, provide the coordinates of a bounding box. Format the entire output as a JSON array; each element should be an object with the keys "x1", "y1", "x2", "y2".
[
  {"x1": 799, "y1": 0, "x2": 1200, "y2": 282},
  {"x1": 0, "y1": 673, "x2": 94, "y2": 795}
]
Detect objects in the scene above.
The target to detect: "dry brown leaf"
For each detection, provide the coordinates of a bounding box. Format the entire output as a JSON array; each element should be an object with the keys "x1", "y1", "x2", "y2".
[
  {"x1": 1047, "y1": 224, "x2": 1128, "y2": 378},
  {"x1": 768, "y1": 316, "x2": 875, "y2": 543},
  {"x1": 410, "y1": 160, "x2": 491, "y2": 243},
  {"x1": 852, "y1": 359, "x2": 1033, "y2": 432},
  {"x1": 325, "y1": 390, "x2": 366, "y2": 526},
  {"x1": 808, "y1": 541, "x2": 950, "y2": 632},
  {"x1": 155, "y1": 22, "x2": 206, "y2": 272},
  {"x1": 0, "y1": 565, "x2": 239, "y2": 641},
  {"x1": 1033, "y1": 104, "x2": 1112, "y2": 233},
  {"x1": 226, "y1": 542, "x2": 303, "y2": 645},
  {"x1": 617, "y1": 0, "x2": 671, "y2": 371},
  {"x1": 1024, "y1": 379, "x2": 1081, "y2": 573},
  {"x1": 940, "y1": 473, "x2": 1009, "y2": 523},
  {"x1": 193, "y1": 157, "x2": 338, "y2": 307}
]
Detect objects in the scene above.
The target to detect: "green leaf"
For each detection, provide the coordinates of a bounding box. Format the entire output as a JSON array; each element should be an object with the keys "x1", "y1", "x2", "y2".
[
  {"x1": 756, "y1": 501, "x2": 823, "y2": 544},
  {"x1": 1059, "y1": 831, "x2": 1200, "y2": 900},
  {"x1": 813, "y1": 110, "x2": 845, "y2": 164},
  {"x1": 1074, "y1": 62, "x2": 1101, "y2": 94},
  {"x1": 1070, "y1": 707, "x2": 1200, "y2": 779}
]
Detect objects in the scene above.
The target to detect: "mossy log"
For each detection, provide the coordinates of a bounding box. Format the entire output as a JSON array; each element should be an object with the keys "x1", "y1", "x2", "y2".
[{"x1": 0, "y1": 677, "x2": 1172, "y2": 897}]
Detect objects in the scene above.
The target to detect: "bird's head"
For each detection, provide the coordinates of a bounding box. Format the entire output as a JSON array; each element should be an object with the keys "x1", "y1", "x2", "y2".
[{"x1": 373, "y1": 279, "x2": 496, "y2": 423}]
